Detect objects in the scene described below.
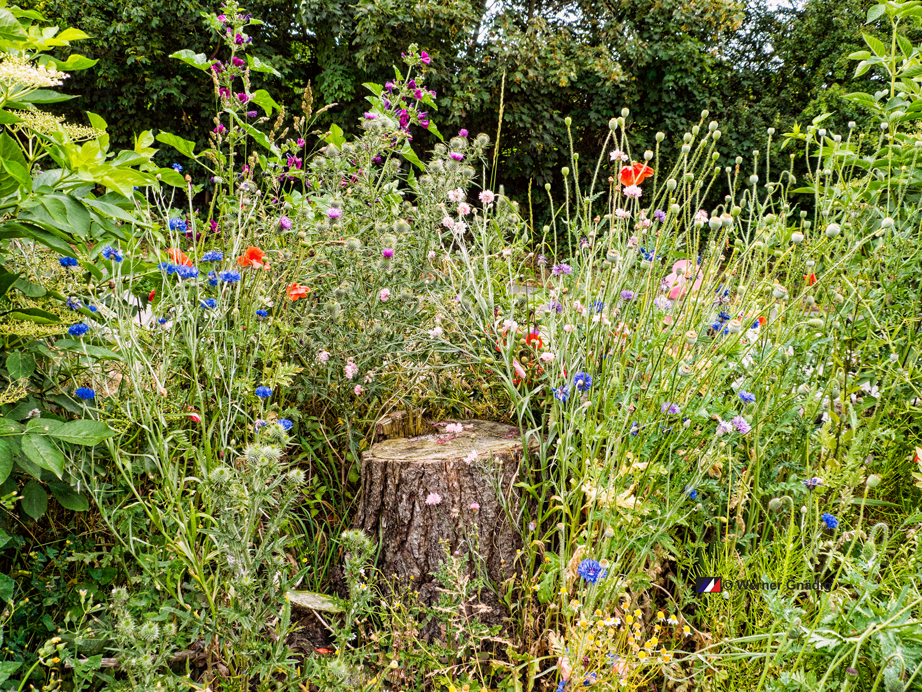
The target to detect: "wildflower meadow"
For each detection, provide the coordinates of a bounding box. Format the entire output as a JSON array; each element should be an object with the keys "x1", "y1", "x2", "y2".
[{"x1": 0, "y1": 1, "x2": 921, "y2": 691}]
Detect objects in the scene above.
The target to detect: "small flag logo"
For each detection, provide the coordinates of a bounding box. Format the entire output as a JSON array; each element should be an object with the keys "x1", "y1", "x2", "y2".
[{"x1": 695, "y1": 577, "x2": 721, "y2": 593}]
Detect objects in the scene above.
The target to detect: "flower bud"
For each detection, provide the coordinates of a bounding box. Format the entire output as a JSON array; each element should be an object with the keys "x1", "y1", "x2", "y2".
[
  {"x1": 768, "y1": 498, "x2": 782, "y2": 512},
  {"x1": 806, "y1": 318, "x2": 824, "y2": 329},
  {"x1": 791, "y1": 231, "x2": 804, "y2": 243},
  {"x1": 866, "y1": 474, "x2": 881, "y2": 489},
  {"x1": 621, "y1": 107, "x2": 630, "y2": 118},
  {"x1": 561, "y1": 167, "x2": 569, "y2": 177},
  {"x1": 564, "y1": 116, "x2": 572, "y2": 127},
  {"x1": 881, "y1": 217, "x2": 894, "y2": 229},
  {"x1": 655, "y1": 131, "x2": 665, "y2": 142}
]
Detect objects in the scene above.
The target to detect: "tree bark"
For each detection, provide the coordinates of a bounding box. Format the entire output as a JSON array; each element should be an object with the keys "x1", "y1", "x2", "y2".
[{"x1": 355, "y1": 419, "x2": 535, "y2": 621}]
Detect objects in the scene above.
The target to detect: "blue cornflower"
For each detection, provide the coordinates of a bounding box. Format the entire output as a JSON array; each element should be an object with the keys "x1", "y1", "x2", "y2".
[
  {"x1": 278, "y1": 418, "x2": 294, "y2": 431},
  {"x1": 200, "y1": 298, "x2": 217, "y2": 309},
  {"x1": 101, "y1": 245, "x2": 123, "y2": 262},
  {"x1": 66, "y1": 296, "x2": 82, "y2": 310},
  {"x1": 546, "y1": 299, "x2": 564, "y2": 314},
  {"x1": 255, "y1": 309, "x2": 269, "y2": 318},
  {"x1": 686, "y1": 487, "x2": 698, "y2": 500},
  {"x1": 75, "y1": 387, "x2": 95, "y2": 401},
  {"x1": 739, "y1": 391, "x2": 756, "y2": 404},
  {"x1": 158, "y1": 262, "x2": 177, "y2": 274},
  {"x1": 177, "y1": 265, "x2": 199, "y2": 280},
  {"x1": 68, "y1": 323, "x2": 89, "y2": 337},
  {"x1": 573, "y1": 371, "x2": 592, "y2": 393},
  {"x1": 169, "y1": 218, "x2": 188, "y2": 233},
  {"x1": 202, "y1": 250, "x2": 223, "y2": 262},
  {"x1": 653, "y1": 209, "x2": 666, "y2": 222},
  {"x1": 620, "y1": 290, "x2": 634, "y2": 301},
  {"x1": 661, "y1": 402, "x2": 681, "y2": 415},
  {"x1": 556, "y1": 681, "x2": 566, "y2": 692},
  {"x1": 751, "y1": 319, "x2": 761, "y2": 330},
  {"x1": 158, "y1": 317, "x2": 168, "y2": 324},
  {"x1": 171, "y1": 163, "x2": 183, "y2": 172},
  {"x1": 59, "y1": 256, "x2": 79, "y2": 267},
  {"x1": 255, "y1": 419, "x2": 268, "y2": 431},
  {"x1": 207, "y1": 271, "x2": 218, "y2": 286},
  {"x1": 255, "y1": 386, "x2": 273, "y2": 399},
  {"x1": 717, "y1": 310, "x2": 731, "y2": 323},
  {"x1": 219, "y1": 270, "x2": 241, "y2": 283},
  {"x1": 576, "y1": 558, "x2": 607, "y2": 584},
  {"x1": 87, "y1": 305, "x2": 98, "y2": 313},
  {"x1": 821, "y1": 512, "x2": 838, "y2": 530},
  {"x1": 803, "y1": 477, "x2": 823, "y2": 490},
  {"x1": 591, "y1": 300, "x2": 604, "y2": 313},
  {"x1": 553, "y1": 385, "x2": 570, "y2": 402}
]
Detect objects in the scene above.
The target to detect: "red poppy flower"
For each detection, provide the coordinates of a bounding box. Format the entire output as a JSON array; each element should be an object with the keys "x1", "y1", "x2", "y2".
[
  {"x1": 758, "y1": 316, "x2": 767, "y2": 327},
  {"x1": 238, "y1": 246, "x2": 269, "y2": 269},
  {"x1": 167, "y1": 248, "x2": 193, "y2": 267},
  {"x1": 525, "y1": 332, "x2": 543, "y2": 349},
  {"x1": 148, "y1": 289, "x2": 156, "y2": 302},
  {"x1": 286, "y1": 282, "x2": 310, "y2": 301},
  {"x1": 805, "y1": 273, "x2": 817, "y2": 286},
  {"x1": 618, "y1": 162, "x2": 654, "y2": 186}
]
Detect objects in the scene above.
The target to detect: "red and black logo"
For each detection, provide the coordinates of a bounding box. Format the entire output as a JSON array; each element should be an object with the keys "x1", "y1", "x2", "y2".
[{"x1": 695, "y1": 577, "x2": 722, "y2": 593}]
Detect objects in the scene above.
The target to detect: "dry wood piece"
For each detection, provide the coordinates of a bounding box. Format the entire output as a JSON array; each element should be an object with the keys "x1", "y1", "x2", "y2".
[
  {"x1": 355, "y1": 419, "x2": 536, "y2": 618},
  {"x1": 374, "y1": 409, "x2": 425, "y2": 441}
]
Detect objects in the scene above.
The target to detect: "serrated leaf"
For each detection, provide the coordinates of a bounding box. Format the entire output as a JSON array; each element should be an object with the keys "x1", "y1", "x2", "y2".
[
  {"x1": 21, "y1": 479, "x2": 48, "y2": 518},
  {"x1": 47, "y1": 419, "x2": 115, "y2": 446},
  {"x1": 21, "y1": 433, "x2": 64, "y2": 478},
  {"x1": 848, "y1": 50, "x2": 872, "y2": 60}
]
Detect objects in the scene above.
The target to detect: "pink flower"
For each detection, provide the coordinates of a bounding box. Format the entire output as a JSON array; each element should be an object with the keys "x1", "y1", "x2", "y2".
[
  {"x1": 327, "y1": 207, "x2": 342, "y2": 219},
  {"x1": 279, "y1": 215, "x2": 292, "y2": 230},
  {"x1": 354, "y1": 384, "x2": 363, "y2": 395},
  {"x1": 513, "y1": 359, "x2": 527, "y2": 379},
  {"x1": 448, "y1": 188, "x2": 465, "y2": 203},
  {"x1": 428, "y1": 326, "x2": 444, "y2": 338},
  {"x1": 344, "y1": 360, "x2": 359, "y2": 379},
  {"x1": 420, "y1": 50, "x2": 431, "y2": 64},
  {"x1": 428, "y1": 250, "x2": 436, "y2": 259},
  {"x1": 318, "y1": 350, "x2": 330, "y2": 364},
  {"x1": 445, "y1": 423, "x2": 464, "y2": 434},
  {"x1": 664, "y1": 260, "x2": 704, "y2": 300},
  {"x1": 563, "y1": 324, "x2": 574, "y2": 333},
  {"x1": 615, "y1": 208, "x2": 630, "y2": 218},
  {"x1": 441, "y1": 216, "x2": 455, "y2": 229},
  {"x1": 379, "y1": 288, "x2": 391, "y2": 302},
  {"x1": 188, "y1": 412, "x2": 201, "y2": 423},
  {"x1": 463, "y1": 450, "x2": 478, "y2": 464},
  {"x1": 540, "y1": 352, "x2": 556, "y2": 362},
  {"x1": 479, "y1": 190, "x2": 495, "y2": 204},
  {"x1": 457, "y1": 202, "x2": 471, "y2": 216},
  {"x1": 470, "y1": 502, "x2": 480, "y2": 511},
  {"x1": 425, "y1": 492, "x2": 442, "y2": 505},
  {"x1": 623, "y1": 184, "x2": 642, "y2": 199}
]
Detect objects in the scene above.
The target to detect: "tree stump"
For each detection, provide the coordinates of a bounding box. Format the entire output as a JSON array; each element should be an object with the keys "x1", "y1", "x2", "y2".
[{"x1": 355, "y1": 419, "x2": 535, "y2": 619}]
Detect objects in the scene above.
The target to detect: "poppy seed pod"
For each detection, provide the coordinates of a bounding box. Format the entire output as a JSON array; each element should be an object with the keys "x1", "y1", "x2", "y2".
[
  {"x1": 545, "y1": 183, "x2": 551, "y2": 191},
  {"x1": 806, "y1": 318, "x2": 824, "y2": 329},
  {"x1": 768, "y1": 498, "x2": 782, "y2": 512},
  {"x1": 564, "y1": 116, "x2": 572, "y2": 126},
  {"x1": 621, "y1": 108, "x2": 630, "y2": 117},
  {"x1": 881, "y1": 217, "x2": 894, "y2": 229},
  {"x1": 670, "y1": 203, "x2": 680, "y2": 215},
  {"x1": 666, "y1": 178, "x2": 677, "y2": 191},
  {"x1": 681, "y1": 145, "x2": 691, "y2": 154},
  {"x1": 609, "y1": 118, "x2": 618, "y2": 131},
  {"x1": 772, "y1": 285, "x2": 787, "y2": 300},
  {"x1": 791, "y1": 232, "x2": 804, "y2": 243},
  {"x1": 561, "y1": 167, "x2": 569, "y2": 177},
  {"x1": 685, "y1": 330, "x2": 698, "y2": 345},
  {"x1": 684, "y1": 173, "x2": 694, "y2": 183},
  {"x1": 656, "y1": 132, "x2": 665, "y2": 142},
  {"x1": 644, "y1": 150, "x2": 653, "y2": 161},
  {"x1": 866, "y1": 474, "x2": 881, "y2": 489},
  {"x1": 727, "y1": 319, "x2": 742, "y2": 333},
  {"x1": 713, "y1": 130, "x2": 721, "y2": 140},
  {"x1": 692, "y1": 125, "x2": 700, "y2": 136},
  {"x1": 709, "y1": 217, "x2": 722, "y2": 231},
  {"x1": 750, "y1": 174, "x2": 759, "y2": 185}
]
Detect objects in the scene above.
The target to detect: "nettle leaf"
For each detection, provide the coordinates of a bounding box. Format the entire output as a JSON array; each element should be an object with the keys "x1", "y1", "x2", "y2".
[
  {"x1": 170, "y1": 49, "x2": 211, "y2": 71},
  {"x1": 49, "y1": 481, "x2": 89, "y2": 511},
  {"x1": 47, "y1": 420, "x2": 116, "y2": 446},
  {"x1": 21, "y1": 433, "x2": 65, "y2": 478},
  {"x1": 20, "y1": 479, "x2": 48, "y2": 519}
]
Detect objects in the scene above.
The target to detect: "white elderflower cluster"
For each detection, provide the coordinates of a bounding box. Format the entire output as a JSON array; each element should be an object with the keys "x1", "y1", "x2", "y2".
[{"x1": 0, "y1": 56, "x2": 68, "y2": 89}]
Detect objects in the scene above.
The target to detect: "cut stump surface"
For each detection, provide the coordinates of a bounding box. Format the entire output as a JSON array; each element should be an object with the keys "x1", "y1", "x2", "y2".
[{"x1": 355, "y1": 419, "x2": 535, "y2": 615}]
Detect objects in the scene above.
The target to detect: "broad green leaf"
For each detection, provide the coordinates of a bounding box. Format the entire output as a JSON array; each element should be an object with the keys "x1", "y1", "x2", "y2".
[
  {"x1": 14, "y1": 277, "x2": 45, "y2": 297},
  {"x1": 901, "y1": 64, "x2": 922, "y2": 79},
  {"x1": 49, "y1": 481, "x2": 88, "y2": 511},
  {"x1": 154, "y1": 167, "x2": 187, "y2": 188},
  {"x1": 427, "y1": 122, "x2": 444, "y2": 142},
  {"x1": 0, "y1": 132, "x2": 27, "y2": 198},
  {"x1": 155, "y1": 132, "x2": 197, "y2": 159},
  {"x1": 48, "y1": 420, "x2": 116, "y2": 446},
  {"x1": 6, "y1": 351, "x2": 35, "y2": 379},
  {"x1": 325, "y1": 123, "x2": 346, "y2": 148},
  {"x1": 54, "y1": 339, "x2": 123, "y2": 361},
  {"x1": 400, "y1": 142, "x2": 424, "y2": 171},
  {"x1": 2, "y1": 157, "x2": 31, "y2": 193},
  {"x1": 0, "y1": 8, "x2": 27, "y2": 44},
  {"x1": 866, "y1": 3, "x2": 887, "y2": 23},
  {"x1": 246, "y1": 54, "x2": 280, "y2": 77},
  {"x1": 0, "y1": 660, "x2": 20, "y2": 686},
  {"x1": 170, "y1": 49, "x2": 211, "y2": 71},
  {"x1": 21, "y1": 479, "x2": 48, "y2": 518},
  {"x1": 227, "y1": 111, "x2": 279, "y2": 154},
  {"x1": 250, "y1": 89, "x2": 281, "y2": 116},
  {"x1": 363, "y1": 82, "x2": 383, "y2": 96},
  {"x1": 847, "y1": 50, "x2": 872, "y2": 60},
  {"x1": 0, "y1": 572, "x2": 14, "y2": 603},
  {"x1": 21, "y1": 433, "x2": 65, "y2": 477},
  {"x1": 896, "y1": 33, "x2": 914, "y2": 59},
  {"x1": 0, "y1": 419, "x2": 23, "y2": 435},
  {"x1": 7, "y1": 307, "x2": 60, "y2": 323},
  {"x1": 46, "y1": 53, "x2": 97, "y2": 71},
  {"x1": 863, "y1": 33, "x2": 887, "y2": 58},
  {"x1": 0, "y1": 438, "x2": 12, "y2": 484},
  {"x1": 0, "y1": 272, "x2": 20, "y2": 298},
  {"x1": 14, "y1": 89, "x2": 77, "y2": 104}
]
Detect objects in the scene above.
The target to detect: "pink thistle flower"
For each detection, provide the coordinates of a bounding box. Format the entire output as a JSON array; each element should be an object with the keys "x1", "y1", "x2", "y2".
[
  {"x1": 279, "y1": 215, "x2": 292, "y2": 230},
  {"x1": 188, "y1": 412, "x2": 201, "y2": 423},
  {"x1": 479, "y1": 190, "x2": 495, "y2": 204},
  {"x1": 442, "y1": 216, "x2": 455, "y2": 229},
  {"x1": 344, "y1": 360, "x2": 359, "y2": 379},
  {"x1": 457, "y1": 202, "x2": 471, "y2": 216},
  {"x1": 623, "y1": 184, "x2": 643, "y2": 199},
  {"x1": 327, "y1": 207, "x2": 342, "y2": 219},
  {"x1": 448, "y1": 188, "x2": 465, "y2": 203},
  {"x1": 354, "y1": 384, "x2": 363, "y2": 395},
  {"x1": 428, "y1": 250, "x2": 437, "y2": 259},
  {"x1": 379, "y1": 288, "x2": 391, "y2": 301},
  {"x1": 463, "y1": 450, "x2": 478, "y2": 464},
  {"x1": 540, "y1": 352, "x2": 556, "y2": 362},
  {"x1": 318, "y1": 350, "x2": 330, "y2": 364},
  {"x1": 445, "y1": 423, "x2": 464, "y2": 434}
]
